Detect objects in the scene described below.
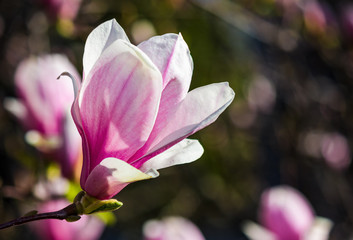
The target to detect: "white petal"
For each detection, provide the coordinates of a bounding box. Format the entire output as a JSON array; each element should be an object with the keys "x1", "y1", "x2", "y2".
[
  {"x1": 140, "y1": 139, "x2": 204, "y2": 172},
  {"x1": 304, "y1": 217, "x2": 333, "y2": 240},
  {"x1": 146, "y1": 82, "x2": 234, "y2": 157},
  {"x1": 138, "y1": 33, "x2": 193, "y2": 90},
  {"x1": 83, "y1": 19, "x2": 130, "y2": 77},
  {"x1": 242, "y1": 221, "x2": 277, "y2": 240}
]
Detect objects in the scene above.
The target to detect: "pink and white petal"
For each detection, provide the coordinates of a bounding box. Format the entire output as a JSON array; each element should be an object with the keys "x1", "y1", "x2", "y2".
[
  {"x1": 35, "y1": 55, "x2": 79, "y2": 120},
  {"x1": 15, "y1": 57, "x2": 45, "y2": 128},
  {"x1": 131, "y1": 82, "x2": 234, "y2": 167},
  {"x1": 15, "y1": 55, "x2": 78, "y2": 135},
  {"x1": 138, "y1": 33, "x2": 193, "y2": 93},
  {"x1": 79, "y1": 40, "x2": 162, "y2": 178},
  {"x1": 83, "y1": 19, "x2": 130, "y2": 78},
  {"x1": 71, "y1": 96, "x2": 91, "y2": 187},
  {"x1": 140, "y1": 139, "x2": 204, "y2": 172},
  {"x1": 84, "y1": 158, "x2": 153, "y2": 200},
  {"x1": 129, "y1": 34, "x2": 196, "y2": 161}
]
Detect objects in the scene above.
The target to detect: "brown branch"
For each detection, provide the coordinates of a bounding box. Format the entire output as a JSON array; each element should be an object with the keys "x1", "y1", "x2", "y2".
[{"x1": 0, "y1": 203, "x2": 79, "y2": 230}]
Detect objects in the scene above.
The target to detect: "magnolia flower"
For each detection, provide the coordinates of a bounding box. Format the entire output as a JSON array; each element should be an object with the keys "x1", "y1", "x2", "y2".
[
  {"x1": 68, "y1": 19, "x2": 235, "y2": 200},
  {"x1": 143, "y1": 216, "x2": 205, "y2": 240},
  {"x1": 31, "y1": 199, "x2": 104, "y2": 240},
  {"x1": 5, "y1": 54, "x2": 82, "y2": 179},
  {"x1": 243, "y1": 185, "x2": 332, "y2": 240}
]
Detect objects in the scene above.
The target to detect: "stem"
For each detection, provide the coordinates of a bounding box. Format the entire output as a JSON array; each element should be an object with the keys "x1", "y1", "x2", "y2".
[{"x1": 0, "y1": 203, "x2": 78, "y2": 230}]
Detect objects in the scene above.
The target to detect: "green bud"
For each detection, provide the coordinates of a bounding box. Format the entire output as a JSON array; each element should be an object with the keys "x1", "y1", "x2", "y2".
[
  {"x1": 85, "y1": 199, "x2": 123, "y2": 214},
  {"x1": 73, "y1": 191, "x2": 123, "y2": 215}
]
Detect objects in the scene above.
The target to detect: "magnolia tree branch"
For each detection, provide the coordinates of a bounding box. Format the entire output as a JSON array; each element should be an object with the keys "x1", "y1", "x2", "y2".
[
  {"x1": 0, "y1": 191, "x2": 123, "y2": 230},
  {"x1": 0, "y1": 203, "x2": 79, "y2": 230}
]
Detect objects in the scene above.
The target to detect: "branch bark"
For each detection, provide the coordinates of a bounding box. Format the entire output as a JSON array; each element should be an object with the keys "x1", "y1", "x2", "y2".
[{"x1": 0, "y1": 203, "x2": 78, "y2": 230}]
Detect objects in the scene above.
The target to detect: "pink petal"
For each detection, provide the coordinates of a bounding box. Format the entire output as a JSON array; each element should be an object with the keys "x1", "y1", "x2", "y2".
[
  {"x1": 58, "y1": 0, "x2": 82, "y2": 20},
  {"x1": 77, "y1": 40, "x2": 163, "y2": 185},
  {"x1": 15, "y1": 55, "x2": 79, "y2": 136},
  {"x1": 260, "y1": 186, "x2": 315, "y2": 240},
  {"x1": 83, "y1": 19, "x2": 130, "y2": 78},
  {"x1": 84, "y1": 158, "x2": 153, "y2": 200},
  {"x1": 140, "y1": 139, "x2": 204, "y2": 172},
  {"x1": 130, "y1": 82, "x2": 234, "y2": 168},
  {"x1": 131, "y1": 34, "x2": 194, "y2": 160},
  {"x1": 57, "y1": 109, "x2": 82, "y2": 179}
]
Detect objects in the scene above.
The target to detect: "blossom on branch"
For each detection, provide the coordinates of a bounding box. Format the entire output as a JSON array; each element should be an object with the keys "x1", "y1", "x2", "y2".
[{"x1": 70, "y1": 19, "x2": 235, "y2": 200}]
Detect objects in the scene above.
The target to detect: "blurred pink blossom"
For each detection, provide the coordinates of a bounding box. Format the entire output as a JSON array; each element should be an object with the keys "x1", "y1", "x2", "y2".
[
  {"x1": 70, "y1": 19, "x2": 235, "y2": 200},
  {"x1": 5, "y1": 54, "x2": 82, "y2": 179},
  {"x1": 303, "y1": 1, "x2": 327, "y2": 34},
  {"x1": 298, "y1": 130, "x2": 350, "y2": 171},
  {"x1": 243, "y1": 186, "x2": 332, "y2": 240},
  {"x1": 31, "y1": 199, "x2": 104, "y2": 240},
  {"x1": 259, "y1": 186, "x2": 315, "y2": 240},
  {"x1": 143, "y1": 216, "x2": 205, "y2": 240},
  {"x1": 39, "y1": 0, "x2": 82, "y2": 20},
  {"x1": 248, "y1": 75, "x2": 276, "y2": 113},
  {"x1": 321, "y1": 133, "x2": 351, "y2": 171}
]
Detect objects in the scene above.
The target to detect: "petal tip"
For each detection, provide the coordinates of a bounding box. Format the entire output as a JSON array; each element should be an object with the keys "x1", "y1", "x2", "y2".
[
  {"x1": 145, "y1": 169, "x2": 160, "y2": 178},
  {"x1": 223, "y1": 82, "x2": 236, "y2": 100}
]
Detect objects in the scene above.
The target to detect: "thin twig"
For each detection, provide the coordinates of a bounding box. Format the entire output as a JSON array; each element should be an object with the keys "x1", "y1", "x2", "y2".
[{"x1": 0, "y1": 203, "x2": 78, "y2": 230}]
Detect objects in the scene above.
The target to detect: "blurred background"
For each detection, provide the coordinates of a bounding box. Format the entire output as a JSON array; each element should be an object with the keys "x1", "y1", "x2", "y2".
[{"x1": 1, "y1": 0, "x2": 353, "y2": 239}]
